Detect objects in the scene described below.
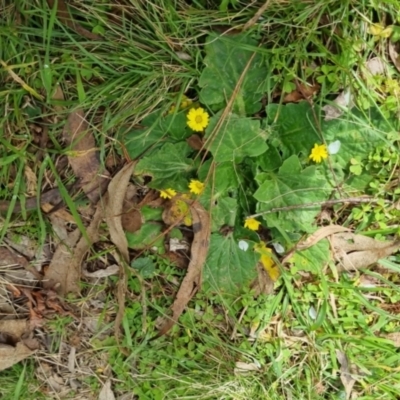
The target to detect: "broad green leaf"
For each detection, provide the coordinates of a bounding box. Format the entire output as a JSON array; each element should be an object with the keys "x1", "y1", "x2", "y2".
[
  {"x1": 203, "y1": 233, "x2": 258, "y2": 294},
  {"x1": 126, "y1": 222, "x2": 164, "y2": 253},
  {"x1": 256, "y1": 145, "x2": 282, "y2": 172},
  {"x1": 288, "y1": 240, "x2": 330, "y2": 274},
  {"x1": 254, "y1": 155, "x2": 332, "y2": 233},
  {"x1": 163, "y1": 111, "x2": 191, "y2": 140},
  {"x1": 123, "y1": 111, "x2": 166, "y2": 159},
  {"x1": 266, "y1": 102, "x2": 395, "y2": 166},
  {"x1": 198, "y1": 161, "x2": 239, "y2": 231},
  {"x1": 266, "y1": 102, "x2": 320, "y2": 159},
  {"x1": 123, "y1": 111, "x2": 190, "y2": 159},
  {"x1": 209, "y1": 197, "x2": 238, "y2": 232},
  {"x1": 135, "y1": 142, "x2": 195, "y2": 191},
  {"x1": 198, "y1": 161, "x2": 239, "y2": 193},
  {"x1": 199, "y1": 33, "x2": 268, "y2": 115},
  {"x1": 205, "y1": 112, "x2": 268, "y2": 162},
  {"x1": 322, "y1": 108, "x2": 395, "y2": 168}
]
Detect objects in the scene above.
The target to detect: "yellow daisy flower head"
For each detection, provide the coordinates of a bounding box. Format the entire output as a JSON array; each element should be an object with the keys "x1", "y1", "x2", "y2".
[
  {"x1": 159, "y1": 188, "x2": 177, "y2": 199},
  {"x1": 188, "y1": 179, "x2": 204, "y2": 195},
  {"x1": 244, "y1": 218, "x2": 261, "y2": 231},
  {"x1": 187, "y1": 107, "x2": 209, "y2": 132},
  {"x1": 309, "y1": 143, "x2": 328, "y2": 163}
]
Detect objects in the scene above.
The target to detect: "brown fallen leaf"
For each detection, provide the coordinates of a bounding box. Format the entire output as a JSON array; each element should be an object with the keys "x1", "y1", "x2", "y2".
[
  {"x1": 0, "y1": 319, "x2": 34, "y2": 371},
  {"x1": 104, "y1": 163, "x2": 135, "y2": 350},
  {"x1": 63, "y1": 109, "x2": 110, "y2": 203},
  {"x1": 158, "y1": 198, "x2": 210, "y2": 336},
  {"x1": 105, "y1": 163, "x2": 135, "y2": 263},
  {"x1": 283, "y1": 82, "x2": 320, "y2": 103},
  {"x1": 121, "y1": 204, "x2": 142, "y2": 233},
  {"x1": 0, "y1": 342, "x2": 34, "y2": 371},
  {"x1": 331, "y1": 232, "x2": 400, "y2": 272},
  {"x1": 297, "y1": 225, "x2": 351, "y2": 250},
  {"x1": 43, "y1": 204, "x2": 104, "y2": 295},
  {"x1": 336, "y1": 350, "x2": 356, "y2": 400}
]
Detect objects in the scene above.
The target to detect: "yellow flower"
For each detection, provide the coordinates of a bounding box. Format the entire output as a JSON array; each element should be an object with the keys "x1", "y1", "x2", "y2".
[
  {"x1": 309, "y1": 143, "x2": 328, "y2": 163},
  {"x1": 369, "y1": 24, "x2": 393, "y2": 38},
  {"x1": 254, "y1": 242, "x2": 280, "y2": 281},
  {"x1": 159, "y1": 188, "x2": 177, "y2": 199},
  {"x1": 244, "y1": 218, "x2": 261, "y2": 231},
  {"x1": 188, "y1": 179, "x2": 204, "y2": 195},
  {"x1": 187, "y1": 107, "x2": 209, "y2": 132}
]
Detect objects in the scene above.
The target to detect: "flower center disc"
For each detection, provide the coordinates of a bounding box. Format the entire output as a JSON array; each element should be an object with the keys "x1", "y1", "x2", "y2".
[{"x1": 195, "y1": 116, "x2": 203, "y2": 123}]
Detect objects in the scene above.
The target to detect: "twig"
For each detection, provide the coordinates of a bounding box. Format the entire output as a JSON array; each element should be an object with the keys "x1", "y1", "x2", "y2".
[{"x1": 248, "y1": 197, "x2": 391, "y2": 219}]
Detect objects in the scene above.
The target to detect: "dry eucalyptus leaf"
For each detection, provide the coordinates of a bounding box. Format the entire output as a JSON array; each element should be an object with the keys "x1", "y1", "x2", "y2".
[
  {"x1": 105, "y1": 163, "x2": 135, "y2": 263},
  {"x1": 297, "y1": 225, "x2": 351, "y2": 250},
  {"x1": 331, "y1": 232, "x2": 400, "y2": 272}
]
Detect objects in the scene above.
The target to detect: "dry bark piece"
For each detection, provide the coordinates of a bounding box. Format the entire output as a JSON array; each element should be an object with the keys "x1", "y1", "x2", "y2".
[
  {"x1": 63, "y1": 109, "x2": 110, "y2": 203},
  {"x1": 158, "y1": 199, "x2": 210, "y2": 336}
]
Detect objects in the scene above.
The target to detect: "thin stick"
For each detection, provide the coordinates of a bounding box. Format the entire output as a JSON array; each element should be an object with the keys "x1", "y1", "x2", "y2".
[{"x1": 248, "y1": 197, "x2": 391, "y2": 219}]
